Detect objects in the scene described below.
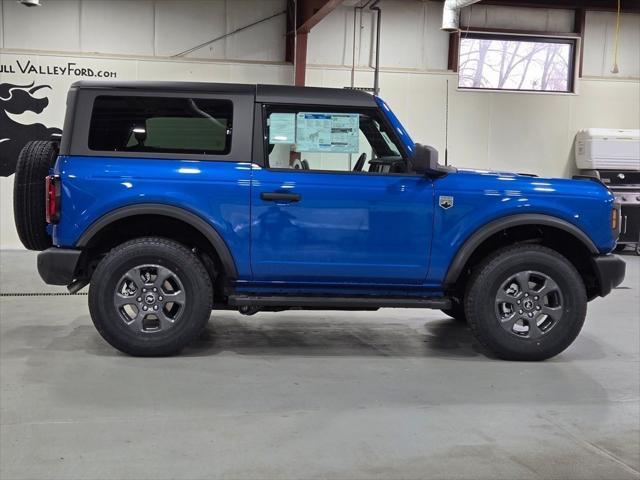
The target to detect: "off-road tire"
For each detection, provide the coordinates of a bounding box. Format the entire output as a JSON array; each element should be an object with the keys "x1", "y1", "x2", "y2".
[
  {"x1": 88, "y1": 237, "x2": 213, "y2": 356},
  {"x1": 13, "y1": 140, "x2": 58, "y2": 251},
  {"x1": 465, "y1": 245, "x2": 587, "y2": 361}
]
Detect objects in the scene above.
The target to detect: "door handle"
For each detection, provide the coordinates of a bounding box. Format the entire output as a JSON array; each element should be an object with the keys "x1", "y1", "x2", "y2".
[{"x1": 260, "y1": 192, "x2": 301, "y2": 202}]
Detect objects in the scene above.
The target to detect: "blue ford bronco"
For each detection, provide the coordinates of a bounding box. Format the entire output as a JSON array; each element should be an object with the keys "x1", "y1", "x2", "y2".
[{"x1": 13, "y1": 80, "x2": 625, "y2": 360}]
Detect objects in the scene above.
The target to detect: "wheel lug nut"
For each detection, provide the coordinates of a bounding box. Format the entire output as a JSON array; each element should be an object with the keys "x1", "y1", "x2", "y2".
[
  {"x1": 534, "y1": 296, "x2": 539, "y2": 300},
  {"x1": 158, "y1": 296, "x2": 163, "y2": 301},
  {"x1": 517, "y1": 300, "x2": 521, "y2": 305},
  {"x1": 528, "y1": 312, "x2": 533, "y2": 318},
  {"x1": 524, "y1": 293, "x2": 529, "y2": 297},
  {"x1": 153, "y1": 305, "x2": 158, "y2": 310},
  {"x1": 137, "y1": 297, "x2": 141, "y2": 302},
  {"x1": 519, "y1": 309, "x2": 523, "y2": 314},
  {"x1": 142, "y1": 306, "x2": 148, "y2": 311},
  {"x1": 153, "y1": 288, "x2": 157, "y2": 292},
  {"x1": 536, "y1": 306, "x2": 541, "y2": 310},
  {"x1": 142, "y1": 288, "x2": 146, "y2": 293}
]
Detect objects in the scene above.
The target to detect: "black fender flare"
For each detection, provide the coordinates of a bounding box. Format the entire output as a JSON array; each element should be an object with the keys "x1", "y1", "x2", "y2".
[
  {"x1": 443, "y1": 214, "x2": 599, "y2": 286},
  {"x1": 76, "y1": 204, "x2": 238, "y2": 279}
]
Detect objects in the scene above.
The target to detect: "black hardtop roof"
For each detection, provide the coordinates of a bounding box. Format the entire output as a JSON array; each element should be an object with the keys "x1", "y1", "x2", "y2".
[{"x1": 71, "y1": 80, "x2": 377, "y2": 107}]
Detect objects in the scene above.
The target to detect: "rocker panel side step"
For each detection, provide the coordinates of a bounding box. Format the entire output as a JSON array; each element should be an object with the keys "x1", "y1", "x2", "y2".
[{"x1": 228, "y1": 295, "x2": 451, "y2": 310}]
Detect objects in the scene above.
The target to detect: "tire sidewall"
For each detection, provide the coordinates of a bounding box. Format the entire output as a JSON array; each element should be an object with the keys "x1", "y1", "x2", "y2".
[
  {"x1": 13, "y1": 140, "x2": 57, "y2": 251},
  {"x1": 89, "y1": 240, "x2": 212, "y2": 355},
  {"x1": 467, "y1": 247, "x2": 587, "y2": 360}
]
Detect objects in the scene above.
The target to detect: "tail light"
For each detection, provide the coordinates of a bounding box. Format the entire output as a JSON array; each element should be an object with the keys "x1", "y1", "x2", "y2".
[{"x1": 45, "y1": 174, "x2": 60, "y2": 224}]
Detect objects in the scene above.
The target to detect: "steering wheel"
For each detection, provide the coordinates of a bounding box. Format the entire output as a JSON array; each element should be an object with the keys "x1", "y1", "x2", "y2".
[{"x1": 353, "y1": 152, "x2": 367, "y2": 172}]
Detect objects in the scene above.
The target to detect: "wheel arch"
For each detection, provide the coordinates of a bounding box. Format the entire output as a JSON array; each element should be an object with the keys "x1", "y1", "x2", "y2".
[
  {"x1": 444, "y1": 214, "x2": 599, "y2": 294},
  {"x1": 76, "y1": 204, "x2": 238, "y2": 280}
]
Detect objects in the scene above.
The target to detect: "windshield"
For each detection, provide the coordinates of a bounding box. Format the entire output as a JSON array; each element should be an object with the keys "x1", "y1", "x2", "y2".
[{"x1": 375, "y1": 97, "x2": 415, "y2": 156}]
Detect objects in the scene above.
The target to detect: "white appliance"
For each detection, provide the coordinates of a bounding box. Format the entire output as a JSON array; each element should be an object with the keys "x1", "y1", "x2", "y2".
[{"x1": 575, "y1": 128, "x2": 640, "y2": 170}]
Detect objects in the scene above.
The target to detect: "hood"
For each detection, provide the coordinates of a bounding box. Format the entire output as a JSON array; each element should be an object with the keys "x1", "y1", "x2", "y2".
[{"x1": 450, "y1": 168, "x2": 612, "y2": 199}]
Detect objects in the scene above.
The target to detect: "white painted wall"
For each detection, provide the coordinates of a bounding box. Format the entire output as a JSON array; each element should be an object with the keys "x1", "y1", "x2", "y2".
[
  {"x1": 307, "y1": 2, "x2": 582, "y2": 71},
  {"x1": 461, "y1": 4, "x2": 575, "y2": 32},
  {"x1": 306, "y1": 66, "x2": 639, "y2": 176},
  {"x1": 307, "y1": 1, "x2": 450, "y2": 70},
  {"x1": 303, "y1": 3, "x2": 640, "y2": 180},
  {"x1": 583, "y1": 10, "x2": 640, "y2": 78},
  {"x1": 1, "y1": 0, "x2": 639, "y2": 250},
  {"x1": 0, "y1": 0, "x2": 287, "y2": 61},
  {"x1": 308, "y1": 2, "x2": 640, "y2": 77}
]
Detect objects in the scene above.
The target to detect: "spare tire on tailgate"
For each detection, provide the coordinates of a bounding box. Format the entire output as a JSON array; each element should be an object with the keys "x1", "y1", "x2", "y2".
[{"x1": 13, "y1": 140, "x2": 58, "y2": 251}]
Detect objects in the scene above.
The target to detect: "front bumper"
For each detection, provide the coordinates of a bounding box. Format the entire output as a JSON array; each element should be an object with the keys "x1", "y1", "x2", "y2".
[
  {"x1": 592, "y1": 254, "x2": 626, "y2": 297},
  {"x1": 37, "y1": 248, "x2": 82, "y2": 285}
]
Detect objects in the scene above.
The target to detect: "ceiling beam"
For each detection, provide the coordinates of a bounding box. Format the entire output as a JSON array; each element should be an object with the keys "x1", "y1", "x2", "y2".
[
  {"x1": 297, "y1": 0, "x2": 344, "y2": 34},
  {"x1": 293, "y1": 0, "x2": 345, "y2": 86}
]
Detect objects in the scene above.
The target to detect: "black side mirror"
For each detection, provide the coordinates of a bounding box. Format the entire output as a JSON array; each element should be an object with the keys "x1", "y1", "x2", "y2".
[{"x1": 410, "y1": 143, "x2": 456, "y2": 176}]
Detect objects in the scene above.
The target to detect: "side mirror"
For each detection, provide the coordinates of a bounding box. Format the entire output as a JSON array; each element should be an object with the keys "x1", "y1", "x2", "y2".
[
  {"x1": 410, "y1": 143, "x2": 456, "y2": 176},
  {"x1": 411, "y1": 144, "x2": 438, "y2": 174}
]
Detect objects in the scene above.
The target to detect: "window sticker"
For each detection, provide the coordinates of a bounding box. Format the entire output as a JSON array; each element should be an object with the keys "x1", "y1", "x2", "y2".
[
  {"x1": 269, "y1": 113, "x2": 296, "y2": 144},
  {"x1": 295, "y1": 112, "x2": 359, "y2": 153}
]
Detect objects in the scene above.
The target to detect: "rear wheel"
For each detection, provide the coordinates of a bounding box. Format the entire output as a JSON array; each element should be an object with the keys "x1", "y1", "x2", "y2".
[
  {"x1": 88, "y1": 237, "x2": 213, "y2": 356},
  {"x1": 465, "y1": 245, "x2": 587, "y2": 361},
  {"x1": 13, "y1": 140, "x2": 58, "y2": 251}
]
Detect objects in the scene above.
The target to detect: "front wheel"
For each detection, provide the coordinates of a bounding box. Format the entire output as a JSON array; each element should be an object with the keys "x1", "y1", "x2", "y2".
[
  {"x1": 465, "y1": 245, "x2": 587, "y2": 361},
  {"x1": 88, "y1": 237, "x2": 213, "y2": 356}
]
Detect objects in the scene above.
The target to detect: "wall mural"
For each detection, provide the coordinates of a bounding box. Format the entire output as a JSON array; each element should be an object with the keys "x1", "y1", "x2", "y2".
[{"x1": 0, "y1": 81, "x2": 62, "y2": 177}]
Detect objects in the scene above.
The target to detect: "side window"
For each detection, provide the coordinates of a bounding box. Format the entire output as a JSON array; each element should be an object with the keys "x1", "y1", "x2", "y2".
[
  {"x1": 265, "y1": 109, "x2": 406, "y2": 174},
  {"x1": 89, "y1": 96, "x2": 233, "y2": 155}
]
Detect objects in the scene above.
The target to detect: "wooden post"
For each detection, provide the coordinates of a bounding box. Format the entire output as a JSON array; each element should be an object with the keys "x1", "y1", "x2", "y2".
[{"x1": 295, "y1": 31, "x2": 308, "y2": 86}]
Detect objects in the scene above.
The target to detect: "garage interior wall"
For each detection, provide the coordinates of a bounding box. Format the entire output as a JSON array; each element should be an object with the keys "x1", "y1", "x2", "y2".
[
  {"x1": 305, "y1": 2, "x2": 640, "y2": 176},
  {"x1": 1, "y1": 0, "x2": 639, "y2": 249}
]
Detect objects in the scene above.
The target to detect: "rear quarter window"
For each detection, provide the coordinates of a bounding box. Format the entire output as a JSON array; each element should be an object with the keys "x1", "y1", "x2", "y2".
[{"x1": 88, "y1": 95, "x2": 233, "y2": 155}]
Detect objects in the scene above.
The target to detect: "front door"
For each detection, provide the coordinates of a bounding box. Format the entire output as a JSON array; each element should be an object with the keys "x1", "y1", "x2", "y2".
[{"x1": 250, "y1": 105, "x2": 434, "y2": 285}]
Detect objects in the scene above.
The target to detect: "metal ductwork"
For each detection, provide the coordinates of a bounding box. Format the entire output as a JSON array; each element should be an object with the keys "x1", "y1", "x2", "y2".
[{"x1": 441, "y1": 0, "x2": 481, "y2": 31}]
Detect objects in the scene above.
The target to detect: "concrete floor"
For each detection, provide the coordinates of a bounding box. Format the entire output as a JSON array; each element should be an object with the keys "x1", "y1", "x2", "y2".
[{"x1": 0, "y1": 250, "x2": 638, "y2": 480}]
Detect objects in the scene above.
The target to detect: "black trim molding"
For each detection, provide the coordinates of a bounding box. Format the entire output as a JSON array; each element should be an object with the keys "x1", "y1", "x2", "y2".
[
  {"x1": 228, "y1": 294, "x2": 451, "y2": 310},
  {"x1": 37, "y1": 248, "x2": 82, "y2": 285},
  {"x1": 76, "y1": 204, "x2": 238, "y2": 279},
  {"x1": 591, "y1": 254, "x2": 625, "y2": 297},
  {"x1": 444, "y1": 214, "x2": 599, "y2": 286}
]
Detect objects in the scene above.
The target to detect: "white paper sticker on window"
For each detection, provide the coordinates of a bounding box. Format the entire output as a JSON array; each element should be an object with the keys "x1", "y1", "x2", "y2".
[
  {"x1": 295, "y1": 112, "x2": 359, "y2": 153},
  {"x1": 269, "y1": 113, "x2": 296, "y2": 144}
]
